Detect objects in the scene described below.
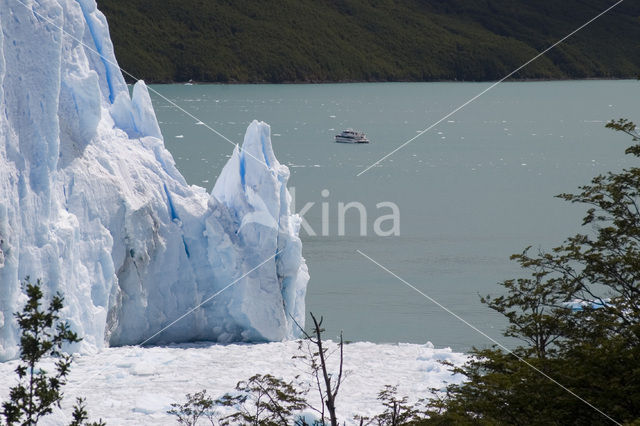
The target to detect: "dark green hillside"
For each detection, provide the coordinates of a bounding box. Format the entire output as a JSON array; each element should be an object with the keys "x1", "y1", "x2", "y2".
[{"x1": 97, "y1": 0, "x2": 640, "y2": 83}]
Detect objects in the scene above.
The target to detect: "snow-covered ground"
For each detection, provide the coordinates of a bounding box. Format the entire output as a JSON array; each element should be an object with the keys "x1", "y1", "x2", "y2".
[{"x1": 0, "y1": 341, "x2": 466, "y2": 425}]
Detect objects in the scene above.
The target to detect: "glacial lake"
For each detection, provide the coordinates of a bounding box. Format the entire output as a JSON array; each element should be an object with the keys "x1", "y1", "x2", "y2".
[{"x1": 151, "y1": 81, "x2": 637, "y2": 352}]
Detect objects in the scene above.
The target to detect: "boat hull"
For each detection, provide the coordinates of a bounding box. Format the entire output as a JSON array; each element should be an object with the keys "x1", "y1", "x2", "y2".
[{"x1": 335, "y1": 137, "x2": 369, "y2": 144}]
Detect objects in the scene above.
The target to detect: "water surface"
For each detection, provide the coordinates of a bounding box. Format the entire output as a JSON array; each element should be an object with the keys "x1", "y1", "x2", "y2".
[{"x1": 151, "y1": 81, "x2": 637, "y2": 351}]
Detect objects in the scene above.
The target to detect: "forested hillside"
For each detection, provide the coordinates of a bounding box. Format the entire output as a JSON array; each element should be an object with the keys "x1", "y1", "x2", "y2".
[{"x1": 97, "y1": 0, "x2": 640, "y2": 83}]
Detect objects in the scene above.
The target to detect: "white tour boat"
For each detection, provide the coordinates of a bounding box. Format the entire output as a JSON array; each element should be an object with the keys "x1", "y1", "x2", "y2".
[{"x1": 335, "y1": 129, "x2": 370, "y2": 144}]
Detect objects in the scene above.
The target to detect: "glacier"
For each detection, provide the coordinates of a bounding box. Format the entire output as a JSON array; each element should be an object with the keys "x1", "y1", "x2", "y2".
[{"x1": 0, "y1": 0, "x2": 308, "y2": 361}]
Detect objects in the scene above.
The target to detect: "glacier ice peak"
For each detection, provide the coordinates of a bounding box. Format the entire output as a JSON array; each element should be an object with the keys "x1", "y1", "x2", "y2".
[{"x1": 0, "y1": 0, "x2": 308, "y2": 361}]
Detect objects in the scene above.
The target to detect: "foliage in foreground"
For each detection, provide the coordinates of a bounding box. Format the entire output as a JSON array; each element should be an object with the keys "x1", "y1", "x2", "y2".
[
  {"x1": 170, "y1": 380, "x2": 425, "y2": 426},
  {"x1": 0, "y1": 278, "x2": 104, "y2": 426},
  {"x1": 169, "y1": 375, "x2": 308, "y2": 425},
  {"x1": 169, "y1": 313, "x2": 426, "y2": 425},
  {"x1": 355, "y1": 385, "x2": 425, "y2": 426},
  {"x1": 422, "y1": 121, "x2": 640, "y2": 424},
  {"x1": 167, "y1": 390, "x2": 217, "y2": 426},
  {"x1": 219, "y1": 374, "x2": 308, "y2": 425}
]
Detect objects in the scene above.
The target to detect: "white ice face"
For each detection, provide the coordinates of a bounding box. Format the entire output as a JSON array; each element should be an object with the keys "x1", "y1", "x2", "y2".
[{"x1": 0, "y1": 0, "x2": 308, "y2": 361}]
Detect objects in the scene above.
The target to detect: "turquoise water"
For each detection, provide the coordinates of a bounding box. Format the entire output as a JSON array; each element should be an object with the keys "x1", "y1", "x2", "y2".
[{"x1": 152, "y1": 81, "x2": 637, "y2": 351}]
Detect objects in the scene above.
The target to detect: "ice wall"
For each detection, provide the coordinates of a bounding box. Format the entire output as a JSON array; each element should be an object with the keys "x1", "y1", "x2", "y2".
[{"x1": 0, "y1": 0, "x2": 308, "y2": 360}]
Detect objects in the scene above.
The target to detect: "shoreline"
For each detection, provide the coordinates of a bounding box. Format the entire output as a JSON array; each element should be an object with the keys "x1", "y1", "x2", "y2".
[{"x1": 139, "y1": 76, "x2": 637, "y2": 85}]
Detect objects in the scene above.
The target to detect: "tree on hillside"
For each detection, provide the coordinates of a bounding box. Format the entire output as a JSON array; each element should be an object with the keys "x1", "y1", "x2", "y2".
[{"x1": 422, "y1": 121, "x2": 640, "y2": 425}]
